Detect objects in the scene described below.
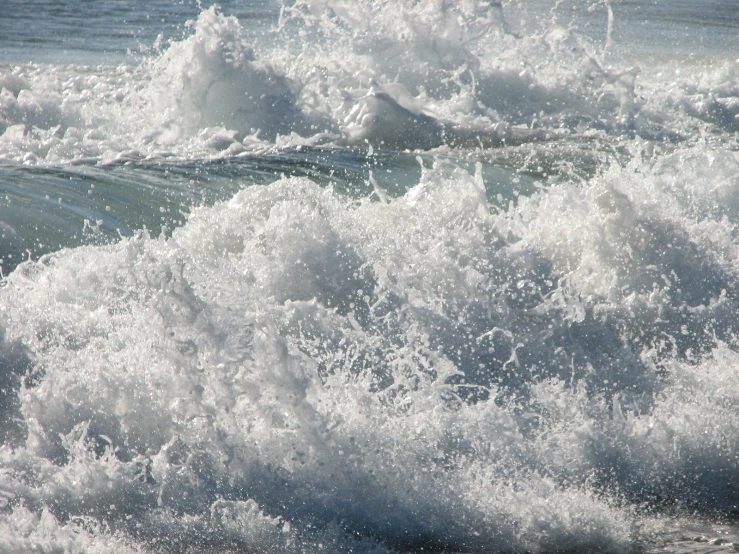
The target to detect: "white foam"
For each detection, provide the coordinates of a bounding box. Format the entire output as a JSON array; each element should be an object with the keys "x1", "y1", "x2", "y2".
[
  {"x1": 1, "y1": 147, "x2": 738, "y2": 549},
  {"x1": 0, "y1": 1, "x2": 736, "y2": 164},
  {"x1": 1, "y1": 2, "x2": 739, "y2": 550}
]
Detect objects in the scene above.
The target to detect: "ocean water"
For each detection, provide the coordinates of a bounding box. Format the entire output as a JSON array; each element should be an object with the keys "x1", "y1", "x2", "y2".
[{"x1": 1, "y1": 1, "x2": 739, "y2": 552}]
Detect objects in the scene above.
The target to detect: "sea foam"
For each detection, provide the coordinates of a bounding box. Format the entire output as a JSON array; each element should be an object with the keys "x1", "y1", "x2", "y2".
[
  {"x1": 1, "y1": 148, "x2": 738, "y2": 550},
  {"x1": 0, "y1": 2, "x2": 736, "y2": 165},
  {"x1": 1, "y1": 1, "x2": 739, "y2": 552}
]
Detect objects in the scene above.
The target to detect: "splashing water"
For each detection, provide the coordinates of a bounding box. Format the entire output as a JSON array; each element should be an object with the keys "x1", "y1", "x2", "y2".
[{"x1": 1, "y1": 1, "x2": 739, "y2": 552}]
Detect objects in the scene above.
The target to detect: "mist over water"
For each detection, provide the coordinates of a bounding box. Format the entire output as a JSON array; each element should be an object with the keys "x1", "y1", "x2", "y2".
[{"x1": 1, "y1": 1, "x2": 739, "y2": 552}]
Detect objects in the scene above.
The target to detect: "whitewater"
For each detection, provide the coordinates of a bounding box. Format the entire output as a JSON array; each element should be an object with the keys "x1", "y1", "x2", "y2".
[{"x1": 1, "y1": 0, "x2": 739, "y2": 552}]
